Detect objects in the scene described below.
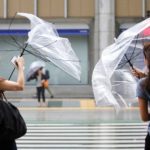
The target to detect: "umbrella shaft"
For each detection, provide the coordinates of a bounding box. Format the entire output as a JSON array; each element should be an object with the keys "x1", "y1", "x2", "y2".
[
  {"x1": 128, "y1": 61, "x2": 134, "y2": 69},
  {"x1": 20, "y1": 44, "x2": 27, "y2": 57},
  {"x1": 124, "y1": 54, "x2": 134, "y2": 69}
]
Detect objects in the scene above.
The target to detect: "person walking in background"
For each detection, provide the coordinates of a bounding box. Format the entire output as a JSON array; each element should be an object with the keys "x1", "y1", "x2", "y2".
[
  {"x1": 43, "y1": 69, "x2": 54, "y2": 98},
  {"x1": 35, "y1": 67, "x2": 47, "y2": 107},
  {"x1": 0, "y1": 57, "x2": 24, "y2": 150},
  {"x1": 136, "y1": 44, "x2": 150, "y2": 149}
]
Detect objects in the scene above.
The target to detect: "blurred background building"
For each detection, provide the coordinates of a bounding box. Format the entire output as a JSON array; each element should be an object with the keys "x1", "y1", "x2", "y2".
[{"x1": 0, "y1": 0, "x2": 149, "y2": 98}]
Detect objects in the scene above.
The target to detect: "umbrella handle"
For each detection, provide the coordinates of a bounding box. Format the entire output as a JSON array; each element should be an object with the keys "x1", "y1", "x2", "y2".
[
  {"x1": 130, "y1": 66, "x2": 141, "y2": 79},
  {"x1": 20, "y1": 44, "x2": 28, "y2": 57},
  {"x1": 128, "y1": 62, "x2": 140, "y2": 79},
  {"x1": 8, "y1": 44, "x2": 28, "y2": 80},
  {"x1": 124, "y1": 55, "x2": 140, "y2": 79},
  {"x1": 125, "y1": 54, "x2": 134, "y2": 70}
]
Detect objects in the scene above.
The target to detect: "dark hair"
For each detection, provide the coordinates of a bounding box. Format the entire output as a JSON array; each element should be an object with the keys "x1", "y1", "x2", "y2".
[{"x1": 143, "y1": 43, "x2": 150, "y2": 92}]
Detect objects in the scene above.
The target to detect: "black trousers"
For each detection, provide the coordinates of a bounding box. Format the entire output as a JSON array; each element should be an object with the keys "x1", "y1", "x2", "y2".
[
  {"x1": 0, "y1": 140, "x2": 17, "y2": 150},
  {"x1": 145, "y1": 133, "x2": 150, "y2": 150},
  {"x1": 37, "y1": 87, "x2": 45, "y2": 102}
]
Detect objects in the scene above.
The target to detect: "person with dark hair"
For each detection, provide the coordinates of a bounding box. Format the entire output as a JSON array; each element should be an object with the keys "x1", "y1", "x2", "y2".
[
  {"x1": 136, "y1": 43, "x2": 150, "y2": 149},
  {"x1": 35, "y1": 67, "x2": 46, "y2": 107}
]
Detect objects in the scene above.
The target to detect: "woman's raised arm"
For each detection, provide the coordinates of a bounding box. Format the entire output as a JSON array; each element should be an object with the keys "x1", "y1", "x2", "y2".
[{"x1": 0, "y1": 57, "x2": 25, "y2": 91}]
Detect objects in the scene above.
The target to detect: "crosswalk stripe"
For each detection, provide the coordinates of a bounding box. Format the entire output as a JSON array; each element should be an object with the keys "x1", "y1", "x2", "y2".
[
  {"x1": 27, "y1": 126, "x2": 147, "y2": 129},
  {"x1": 25, "y1": 132, "x2": 147, "y2": 136},
  {"x1": 19, "y1": 136, "x2": 146, "y2": 140},
  {"x1": 26, "y1": 129, "x2": 147, "y2": 132},
  {"x1": 17, "y1": 123, "x2": 147, "y2": 149},
  {"x1": 26, "y1": 123, "x2": 148, "y2": 126},
  {"x1": 17, "y1": 144, "x2": 145, "y2": 148},
  {"x1": 17, "y1": 140, "x2": 144, "y2": 144},
  {"x1": 19, "y1": 149, "x2": 142, "y2": 150}
]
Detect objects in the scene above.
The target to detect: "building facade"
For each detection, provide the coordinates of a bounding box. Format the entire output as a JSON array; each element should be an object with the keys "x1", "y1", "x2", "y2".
[{"x1": 0, "y1": 0, "x2": 149, "y2": 98}]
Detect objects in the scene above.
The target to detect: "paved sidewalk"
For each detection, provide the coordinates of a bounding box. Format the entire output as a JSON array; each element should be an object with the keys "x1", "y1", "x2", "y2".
[
  {"x1": 10, "y1": 98, "x2": 138, "y2": 108},
  {"x1": 19, "y1": 106, "x2": 141, "y2": 124},
  {"x1": 6, "y1": 98, "x2": 141, "y2": 124}
]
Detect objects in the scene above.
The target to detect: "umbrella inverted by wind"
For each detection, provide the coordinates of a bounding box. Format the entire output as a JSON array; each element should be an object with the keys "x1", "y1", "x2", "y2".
[
  {"x1": 26, "y1": 61, "x2": 45, "y2": 81},
  {"x1": 117, "y1": 38, "x2": 145, "y2": 70},
  {"x1": 117, "y1": 27, "x2": 150, "y2": 71},
  {"x1": 92, "y1": 18, "x2": 150, "y2": 109},
  {"x1": 16, "y1": 12, "x2": 81, "y2": 81}
]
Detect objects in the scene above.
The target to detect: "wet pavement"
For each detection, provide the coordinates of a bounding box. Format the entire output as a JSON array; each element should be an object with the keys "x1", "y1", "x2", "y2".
[
  {"x1": 19, "y1": 107, "x2": 142, "y2": 124},
  {"x1": 15, "y1": 100, "x2": 147, "y2": 150},
  {"x1": 17, "y1": 122, "x2": 147, "y2": 150}
]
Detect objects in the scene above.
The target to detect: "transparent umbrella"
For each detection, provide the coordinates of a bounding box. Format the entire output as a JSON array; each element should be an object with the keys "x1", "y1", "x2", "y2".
[
  {"x1": 92, "y1": 18, "x2": 150, "y2": 110},
  {"x1": 9, "y1": 12, "x2": 81, "y2": 81},
  {"x1": 26, "y1": 61, "x2": 45, "y2": 81}
]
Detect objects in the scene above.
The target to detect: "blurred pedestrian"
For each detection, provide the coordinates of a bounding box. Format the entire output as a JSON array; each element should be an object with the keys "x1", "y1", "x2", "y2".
[
  {"x1": 0, "y1": 57, "x2": 25, "y2": 150},
  {"x1": 136, "y1": 44, "x2": 150, "y2": 149},
  {"x1": 43, "y1": 69, "x2": 54, "y2": 98},
  {"x1": 35, "y1": 67, "x2": 47, "y2": 107}
]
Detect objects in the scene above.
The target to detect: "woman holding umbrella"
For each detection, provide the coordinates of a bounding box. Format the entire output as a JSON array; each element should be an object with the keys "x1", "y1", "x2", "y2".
[
  {"x1": 136, "y1": 43, "x2": 150, "y2": 149},
  {"x1": 26, "y1": 61, "x2": 47, "y2": 107},
  {"x1": 0, "y1": 56, "x2": 24, "y2": 150},
  {"x1": 35, "y1": 67, "x2": 47, "y2": 107}
]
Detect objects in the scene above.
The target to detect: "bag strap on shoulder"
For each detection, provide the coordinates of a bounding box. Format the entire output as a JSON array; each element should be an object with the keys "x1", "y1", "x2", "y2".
[{"x1": 0, "y1": 91, "x2": 8, "y2": 102}]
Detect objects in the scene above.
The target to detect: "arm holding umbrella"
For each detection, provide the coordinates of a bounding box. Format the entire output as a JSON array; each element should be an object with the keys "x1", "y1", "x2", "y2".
[
  {"x1": 0, "y1": 57, "x2": 24, "y2": 91},
  {"x1": 0, "y1": 57, "x2": 25, "y2": 150},
  {"x1": 131, "y1": 67, "x2": 147, "y2": 78}
]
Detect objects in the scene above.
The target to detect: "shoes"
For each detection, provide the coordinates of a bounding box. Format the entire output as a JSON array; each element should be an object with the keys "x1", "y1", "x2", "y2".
[
  {"x1": 32, "y1": 95, "x2": 37, "y2": 98},
  {"x1": 51, "y1": 95, "x2": 54, "y2": 98},
  {"x1": 37, "y1": 102, "x2": 47, "y2": 107},
  {"x1": 42, "y1": 102, "x2": 47, "y2": 107},
  {"x1": 40, "y1": 102, "x2": 43, "y2": 107},
  {"x1": 38, "y1": 102, "x2": 41, "y2": 107}
]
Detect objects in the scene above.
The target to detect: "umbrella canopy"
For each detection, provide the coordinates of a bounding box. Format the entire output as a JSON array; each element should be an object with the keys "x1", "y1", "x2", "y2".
[
  {"x1": 26, "y1": 61, "x2": 45, "y2": 81},
  {"x1": 92, "y1": 18, "x2": 150, "y2": 109},
  {"x1": 117, "y1": 38, "x2": 145, "y2": 70},
  {"x1": 142, "y1": 27, "x2": 150, "y2": 36},
  {"x1": 17, "y1": 12, "x2": 81, "y2": 81}
]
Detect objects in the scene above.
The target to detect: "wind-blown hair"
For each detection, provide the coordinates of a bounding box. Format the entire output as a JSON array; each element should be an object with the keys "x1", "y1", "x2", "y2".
[{"x1": 143, "y1": 43, "x2": 150, "y2": 92}]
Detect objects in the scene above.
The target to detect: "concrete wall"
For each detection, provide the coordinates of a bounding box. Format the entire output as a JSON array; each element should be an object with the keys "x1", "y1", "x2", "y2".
[
  {"x1": 94, "y1": 0, "x2": 115, "y2": 58},
  {"x1": 0, "y1": 0, "x2": 95, "y2": 19}
]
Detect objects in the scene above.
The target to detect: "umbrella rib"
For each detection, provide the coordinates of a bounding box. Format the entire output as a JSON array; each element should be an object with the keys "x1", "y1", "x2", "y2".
[
  {"x1": 26, "y1": 49, "x2": 79, "y2": 80},
  {"x1": 130, "y1": 51, "x2": 143, "y2": 61},
  {"x1": 25, "y1": 49, "x2": 48, "y2": 62},
  {"x1": 0, "y1": 49, "x2": 20, "y2": 52},
  {"x1": 128, "y1": 34, "x2": 140, "y2": 62},
  {"x1": 117, "y1": 62, "x2": 128, "y2": 69},
  {"x1": 118, "y1": 34, "x2": 142, "y2": 69},
  {"x1": 8, "y1": 12, "x2": 24, "y2": 49},
  {"x1": 28, "y1": 45, "x2": 80, "y2": 62},
  {"x1": 124, "y1": 54, "x2": 134, "y2": 69},
  {"x1": 27, "y1": 40, "x2": 58, "y2": 51},
  {"x1": 0, "y1": 38, "x2": 21, "y2": 49}
]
